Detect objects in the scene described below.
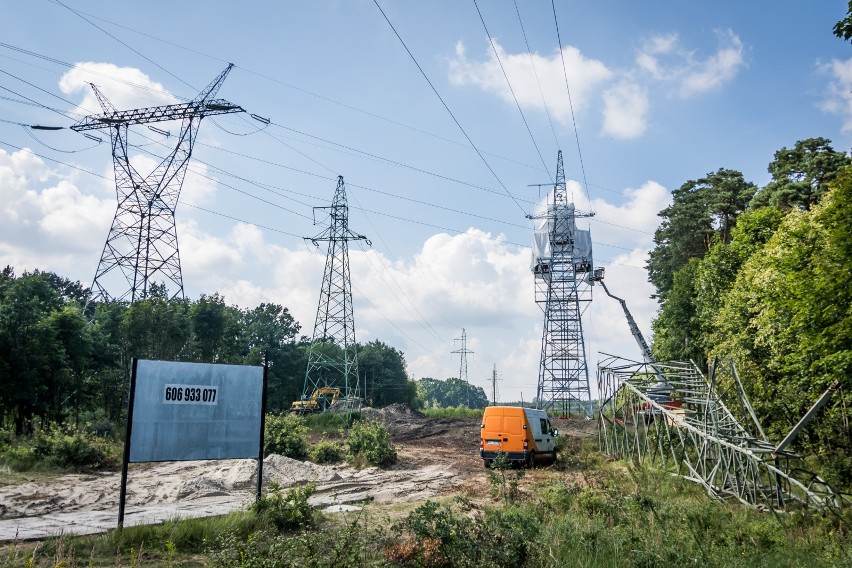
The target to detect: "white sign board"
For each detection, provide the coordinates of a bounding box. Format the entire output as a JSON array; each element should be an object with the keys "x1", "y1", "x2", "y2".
[{"x1": 128, "y1": 359, "x2": 264, "y2": 462}]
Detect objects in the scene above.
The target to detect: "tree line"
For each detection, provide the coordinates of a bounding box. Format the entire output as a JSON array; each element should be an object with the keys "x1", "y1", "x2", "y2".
[
  {"x1": 0, "y1": 273, "x2": 488, "y2": 436},
  {"x1": 646, "y1": 137, "x2": 852, "y2": 486}
]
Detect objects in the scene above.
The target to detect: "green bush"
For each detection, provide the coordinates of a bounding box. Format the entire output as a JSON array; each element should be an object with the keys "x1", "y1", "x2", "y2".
[
  {"x1": 253, "y1": 482, "x2": 316, "y2": 532},
  {"x1": 346, "y1": 421, "x2": 397, "y2": 467},
  {"x1": 0, "y1": 423, "x2": 118, "y2": 471},
  {"x1": 309, "y1": 440, "x2": 344, "y2": 464},
  {"x1": 384, "y1": 499, "x2": 534, "y2": 567},
  {"x1": 264, "y1": 414, "x2": 308, "y2": 460}
]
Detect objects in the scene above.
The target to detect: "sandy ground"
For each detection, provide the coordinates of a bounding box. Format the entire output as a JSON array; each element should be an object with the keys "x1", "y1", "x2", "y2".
[{"x1": 0, "y1": 406, "x2": 597, "y2": 541}]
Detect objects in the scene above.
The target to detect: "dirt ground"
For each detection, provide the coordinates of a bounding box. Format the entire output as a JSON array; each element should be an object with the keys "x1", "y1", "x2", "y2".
[{"x1": 0, "y1": 406, "x2": 598, "y2": 540}]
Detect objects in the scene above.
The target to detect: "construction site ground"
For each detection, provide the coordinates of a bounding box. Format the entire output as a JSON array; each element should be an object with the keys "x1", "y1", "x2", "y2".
[{"x1": 0, "y1": 405, "x2": 598, "y2": 542}]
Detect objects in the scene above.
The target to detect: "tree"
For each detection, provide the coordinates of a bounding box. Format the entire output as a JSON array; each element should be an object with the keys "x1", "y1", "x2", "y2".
[
  {"x1": 358, "y1": 340, "x2": 417, "y2": 407},
  {"x1": 647, "y1": 169, "x2": 756, "y2": 301},
  {"x1": 415, "y1": 377, "x2": 488, "y2": 409},
  {"x1": 239, "y1": 303, "x2": 302, "y2": 413},
  {"x1": 834, "y1": 1, "x2": 852, "y2": 43},
  {"x1": 713, "y1": 166, "x2": 852, "y2": 486},
  {"x1": 750, "y1": 138, "x2": 850, "y2": 212},
  {"x1": 190, "y1": 293, "x2": 241, "y2": 363}
]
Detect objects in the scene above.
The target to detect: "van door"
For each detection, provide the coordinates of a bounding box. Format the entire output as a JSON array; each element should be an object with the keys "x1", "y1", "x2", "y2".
[{"x1": 537, "y1": 417, "x2": 555, "y2": 453}]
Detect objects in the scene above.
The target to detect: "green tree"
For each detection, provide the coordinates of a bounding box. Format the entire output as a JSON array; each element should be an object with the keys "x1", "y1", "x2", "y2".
[
  {"x1": 358, "y1": 340, "x2": 417, "y2": 407},
  {"x1": 750, "y1": 138, "x2": 850, "y2": 212},
  {"x1": 834, "y1": 1, "x2": 852, "y2": 42},
  {"x1": 713, "y1": 166, "x2": 852, "y2": 485},
  {"x1": 239, "y1": 303, "x2": 302, "y2": 413},
  {"x1": 415, "y1": 377, "x2": 488, "y2": 408},
  {"x1": 190, "y1": 293, "x2": 241, "y2": 363},
  {"x1": 647, "y1": 169, "x2": 756, "y2": 301}
]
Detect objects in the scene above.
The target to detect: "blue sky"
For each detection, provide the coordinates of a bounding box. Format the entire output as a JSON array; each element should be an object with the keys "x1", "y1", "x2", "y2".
[{"x1": 1, "y1": 1, "x2": 850, "y2": 402}]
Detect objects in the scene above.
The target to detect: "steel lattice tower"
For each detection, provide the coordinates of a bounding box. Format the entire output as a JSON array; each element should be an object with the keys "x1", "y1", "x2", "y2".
[
  {"x1": 302, "y1": 176, "x2": 369, "y2": 403},
  {"x1": 529, "y1": 151, "x2": 595, "y2": 416},
  {"x1": 451, "y1": 328, "x2": 474, "y2": 407},
  {"x1": 71, "y1": 65, "x2": 243, "y2": 302}
]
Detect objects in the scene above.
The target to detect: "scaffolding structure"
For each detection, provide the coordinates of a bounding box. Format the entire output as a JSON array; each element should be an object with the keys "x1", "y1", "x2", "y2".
[
  {"x1": 71, "y1": 65, "x2": 243, "y2": 302},
  {"x1": 530, "y1": 151, "x2": 594, "y2": 416},
  {"x1": 597, "y1": 356, "x2": 849, "y2": 511},
  {"x1": 301, "y1": 176, "x2": 369, "y2": 409}
]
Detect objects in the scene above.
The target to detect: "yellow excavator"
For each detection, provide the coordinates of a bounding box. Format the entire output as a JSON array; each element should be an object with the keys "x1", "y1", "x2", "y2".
[{"x1": 290, "y1": 387, "x2": 342, "y2": 414}]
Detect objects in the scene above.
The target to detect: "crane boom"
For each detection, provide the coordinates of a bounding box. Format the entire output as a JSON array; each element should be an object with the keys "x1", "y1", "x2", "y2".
[{"x1": 596, "y1": 278, "x2": 655, "y2": 364}]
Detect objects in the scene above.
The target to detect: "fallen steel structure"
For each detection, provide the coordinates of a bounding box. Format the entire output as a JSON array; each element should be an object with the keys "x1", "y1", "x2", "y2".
[{"x1": 597, "y1": 356, "x2": 849, "y2": 512}]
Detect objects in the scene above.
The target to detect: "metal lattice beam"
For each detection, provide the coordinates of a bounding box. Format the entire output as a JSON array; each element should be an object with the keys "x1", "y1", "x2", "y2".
[
  {"x1": 597, "y1": 356, "x2": 849, "y2": 511},
  {"x1": 71, "y1": 64, "x2": 243, "y2": 302},
  {"x1": 302, "y1": 176, "x2": 369, "y2": 407}
]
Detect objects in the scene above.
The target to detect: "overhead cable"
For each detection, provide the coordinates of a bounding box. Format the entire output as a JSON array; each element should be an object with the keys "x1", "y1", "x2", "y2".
[
  {"x1": 473, "y1": 0, "x2": 552, "y2": 182},
  {"x1": 513, "y1": 0, "x2": 560, "y2": 151},
  {"x1": 551, "y1": 0, "x2": 591, "y2": 204},
  {"x1": 372, "y1": 0, "x2": 528, "y2": 216}
]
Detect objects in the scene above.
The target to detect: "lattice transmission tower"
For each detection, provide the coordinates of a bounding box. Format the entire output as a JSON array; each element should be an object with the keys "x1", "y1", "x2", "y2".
[
  {"x1": 302, "y1": 176, "x2": 369, "y2": 405},
  {"x1": 529, "y1": 150, "x2": 595, "y2": 416},
  {"x1": 71, "y1": 64, "x2": 243, "y2": 302},
  {"x1": 452, "y1": 328, "x2": 474, "y2": 407}
]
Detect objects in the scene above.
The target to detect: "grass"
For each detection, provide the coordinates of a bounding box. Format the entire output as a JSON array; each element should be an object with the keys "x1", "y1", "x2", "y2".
[
  {"x1": 421, "y1": 406, "x2": 483, "y2": 419},
  {"x1": 3, "y1": 437, "x2": 850, "y2": 567}
]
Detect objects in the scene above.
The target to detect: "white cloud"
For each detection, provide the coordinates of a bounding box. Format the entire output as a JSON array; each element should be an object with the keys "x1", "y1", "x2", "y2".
[
  {"x1": 448, "y1": 30, "x2": 744, "y2": 143},
  {"x1": 819, "y1": 57, "x2": 852, "y2": 133},
  {"x1": 0, "y1": 148, "x2": 114, "y2": 280},
  {"x1": 59, "y1": 62, "x2": 178, "y2": 117},
  {"x1": 601, "y1": 82, "x2": 650, "y2": 139},
  {"x1": 448, "y1": 40, "x2": 612, "y2": 125},
  {"x1": 636, "y1": 30, "x2": 746, "y2": 97}
]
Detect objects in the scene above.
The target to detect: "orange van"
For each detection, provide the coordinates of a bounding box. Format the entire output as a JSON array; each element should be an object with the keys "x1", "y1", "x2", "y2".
[{"x1": 480, "y1": 406, "x2": 558, "y2": 467}]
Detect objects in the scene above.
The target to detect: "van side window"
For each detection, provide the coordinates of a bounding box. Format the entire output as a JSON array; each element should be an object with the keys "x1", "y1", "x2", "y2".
[{"x1": 540, "y1": 418, "x2": 549, "y2": 434}]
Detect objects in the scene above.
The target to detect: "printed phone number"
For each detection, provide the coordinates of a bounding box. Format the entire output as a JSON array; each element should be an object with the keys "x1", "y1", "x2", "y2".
[{"x1": 163, "y1": 384, "x2": 218, "y2": 405}]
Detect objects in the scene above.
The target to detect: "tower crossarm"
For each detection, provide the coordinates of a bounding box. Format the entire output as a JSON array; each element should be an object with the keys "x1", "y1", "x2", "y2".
[{"x1": 70, "y1": 99, "x2": 243, "y2": 132}]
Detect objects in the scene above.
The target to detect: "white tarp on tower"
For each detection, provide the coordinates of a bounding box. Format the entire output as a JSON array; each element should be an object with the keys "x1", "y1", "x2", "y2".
[{"x1": 531, "y1": 203, "x2": 593, "y2": 279}]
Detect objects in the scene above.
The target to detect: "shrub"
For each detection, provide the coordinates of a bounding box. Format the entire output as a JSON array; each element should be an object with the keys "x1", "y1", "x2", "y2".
[
  {"x1": 346, "y1": 421, "x2": 397, "y2": 467},
  {"x1": 384, "y1": 499, "x2": 534, "y2": 567},
  {"x1": 253, "y1": 482, "x2": 316, "y2": 532},
  {"x1": 309, "y1": 440, "x2": 344, "y2": 464},
  {"x1": 264, "y1": 414, "x2": 308, "y2": 459},
  {"x1": 0, "y1": 423, "x2": 119, "y2": 471}
]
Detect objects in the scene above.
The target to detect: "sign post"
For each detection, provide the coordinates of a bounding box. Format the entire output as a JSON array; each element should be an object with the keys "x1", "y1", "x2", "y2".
[{"x1": 118, "y1": 359, "x2": 265, "y2": 529}]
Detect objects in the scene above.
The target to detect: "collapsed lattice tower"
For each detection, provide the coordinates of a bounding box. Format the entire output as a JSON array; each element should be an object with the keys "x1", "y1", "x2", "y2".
[
  {"x1": 529, "y1": 150, "x2": 595, "y2": 415},
  {"x1": 71, "y1": 64, "x2": 243, "y2": 302},
  {"x1": 302, "y1": 176, "x2": 369, "y2": 403}
]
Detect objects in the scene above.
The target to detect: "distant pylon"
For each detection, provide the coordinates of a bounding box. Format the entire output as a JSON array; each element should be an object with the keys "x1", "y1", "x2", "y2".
[
  {"x1": 71, "y1": 64, "x2": 243, "y2": 302},
  {"x1": 528, "y1": 150, "x2": 595, "y2": 416},
  {"x1": 302, "y1": 176, "x2": 369, "y2": 405},
  {"x1": 491, "y1": 363, "x2": 500, "y2": 406},
  {"x1": 452, "y1": 328, "x2": 474, "y2": 407}
]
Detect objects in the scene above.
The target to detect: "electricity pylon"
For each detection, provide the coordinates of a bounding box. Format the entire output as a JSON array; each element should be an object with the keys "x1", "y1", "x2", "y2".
[
  {"x1": 302, "y1": 176, "x2": 369, "y2": 406},
  {"x1": 529, "y1": 150, "x2": 595, "y2": 416},
  {"x1": 452, "y1": 328, "x2": 474, "y2": 407},
  {"x1": 71, "y1": 64, "x2": 243, "y2": 302}
]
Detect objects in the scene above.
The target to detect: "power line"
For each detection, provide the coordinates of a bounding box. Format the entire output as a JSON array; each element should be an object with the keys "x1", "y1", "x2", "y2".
[
  {"x1": 472, "y1": 0, "x2": 552, "y2": 182},
  {"x1": 372, "y1": 0, "x2": 527, "y2": 216},
  {"x1": 32, "y1": 9, "x2": 546, "y2": 174},
  {"x1": 551, "y1": 0, "x2": 591, "y2": 204},
  {"x1": 513, "y1": 0, "x2": 560, "y2": 153},
  {"x1": 50, "y1": 0, "x2": 196, "y2": 93}
]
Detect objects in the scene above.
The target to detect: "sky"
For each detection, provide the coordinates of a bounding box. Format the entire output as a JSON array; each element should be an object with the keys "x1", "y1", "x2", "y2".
[{"x1": 1, "y1": 1, "x2": 850, "y2": 403}]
